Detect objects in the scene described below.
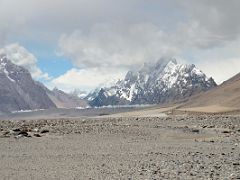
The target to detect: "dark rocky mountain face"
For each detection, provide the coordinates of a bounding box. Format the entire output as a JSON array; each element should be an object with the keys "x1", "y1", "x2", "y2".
[
  {"x1": 0, "y1": 55, "x2": 56, "y2": 112},
  {"x1": 87, "y1": 58, "x2": 217, "y2": 107}
]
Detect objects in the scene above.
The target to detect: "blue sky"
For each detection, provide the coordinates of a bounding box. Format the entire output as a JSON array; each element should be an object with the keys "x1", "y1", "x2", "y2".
[
  {"x1": 1, "y1": 0, "x2": 240, "y2": 92},
  {"x1": 24, "y1": 43, "x2": 73, "y2": 78}
]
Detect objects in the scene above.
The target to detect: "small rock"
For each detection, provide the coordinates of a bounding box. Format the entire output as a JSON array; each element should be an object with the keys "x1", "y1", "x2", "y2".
[
  {"x1": 233, "y1": 162, "x2": 240, "y2": 166},
  {"x1": 0, "y1": 132, "x2": 10, "y2": 138},
  {"x1": 14, "y1": 133, "x2": 31, "y2": 138},
  {"x1": 3, "y1": 131, "x2": 10, "y2": 135},
  {"x1": 15, "y1": 131, "x2": 31, "y2": 138},
  {"x1": 34, "y1": 134, "x2": 41, "y2": 137},
  {"x1": 14, "y1": 134, "x2": 24, "y2": 139},
  {"x1": 12, "y1": 128, "x2": 21, "y2": 132},
  {"x1": 18, "y1": 131, "x2": 29, "y2": 136},
  {"x1": 222, "y1": 130, "x2": 231, "y2": 134},
  {"x1": 208, "y1": 125, "x2": 215, "y2": 128},
  {"x1": 192, "y1": 129, "x2": 200, "y2": 133},
  {"x1": 40, "y1": 129, "x2": 49, "y2": 134}
]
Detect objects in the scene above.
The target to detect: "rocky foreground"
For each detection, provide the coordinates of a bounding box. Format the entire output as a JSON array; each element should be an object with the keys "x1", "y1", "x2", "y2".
[{"x1": 0, "y1": 115, "x2": 240, "y2": 179}]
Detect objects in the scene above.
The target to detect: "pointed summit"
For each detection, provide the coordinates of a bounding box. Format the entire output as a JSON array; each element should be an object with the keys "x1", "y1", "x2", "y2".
[
  {"x1": 169, "y1": 58, "x2": 177, "y2": 65},
  {"x1": 87, "y1": 58, "x2": 217, "y2": 106}
]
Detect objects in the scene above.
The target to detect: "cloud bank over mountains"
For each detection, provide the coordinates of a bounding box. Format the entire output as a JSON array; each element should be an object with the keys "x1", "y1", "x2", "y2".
[{"x1": 0, "y1": 0, "x2": 240, "y2": 92}]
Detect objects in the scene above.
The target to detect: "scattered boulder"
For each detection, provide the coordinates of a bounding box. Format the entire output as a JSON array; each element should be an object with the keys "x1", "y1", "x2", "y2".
[
  {"x1": 191, "y1": 129, "x2": 200, "y2": 133},
  {"x1": 3, "y1": 131, "x2": 10, "y2": 135},
  {"x1": 14, "y1": 134, "x2": 31, "y2": 139},
  {"x1": 33, "y1": 134, "x2": 41, "y2": 137},
  {"x1": 12, "y1": 128, "x2": 21, "y2": 132},
  {"x1": 14, "y1": 131, "x2": 31, "y2": 138},
  {"x1": 222, "y1": 130, "x2": 231, "y2": 134},
  {"x1": 233, "y1": 162, "x2": 240, "y2": 166},
  {"x1": 0, "y1": 131, "x2": 10, "y2": 138},
  {"x1": 40, "y1": 129, "x2": 49, "y2": 134},
  {"x1": 18, "y1": 131, "x2": 29, "y2": 136},
  {"x1": 208, "y1": 125, "x2": 215, "y2": 128}
]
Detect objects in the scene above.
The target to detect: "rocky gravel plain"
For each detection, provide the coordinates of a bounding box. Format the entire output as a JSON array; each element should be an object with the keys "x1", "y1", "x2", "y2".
[{"x1": 0, "y1": 115, "x2": 240, "y2": 179}]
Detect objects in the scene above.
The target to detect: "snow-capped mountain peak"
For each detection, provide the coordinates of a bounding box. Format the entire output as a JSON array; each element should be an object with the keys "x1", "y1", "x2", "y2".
[{"x1": 87, "y1": 58, "x2": 217, "y2": 107}]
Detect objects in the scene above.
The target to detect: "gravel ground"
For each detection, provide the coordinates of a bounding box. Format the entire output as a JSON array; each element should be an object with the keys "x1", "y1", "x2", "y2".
[{"x1": 0, "y1": 115, "x2": 240, "y2": 179}]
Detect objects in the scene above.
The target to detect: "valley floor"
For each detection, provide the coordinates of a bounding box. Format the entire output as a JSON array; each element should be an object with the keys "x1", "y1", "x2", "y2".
[{"x1": 0, "y1": 115, "x2": 240, "y2": 179}]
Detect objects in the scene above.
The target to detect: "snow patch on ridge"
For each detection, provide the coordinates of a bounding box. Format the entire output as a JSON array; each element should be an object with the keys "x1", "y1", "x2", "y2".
[
  {"x1": 3, "y1": 69, "x2": 15, "y2": 82},
  {"x1": 0, "y1": 57, "x2": 16, "y2": 82}
]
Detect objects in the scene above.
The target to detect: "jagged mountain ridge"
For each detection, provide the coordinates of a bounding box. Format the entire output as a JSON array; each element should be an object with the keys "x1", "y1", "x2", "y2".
[
  {"x1": 87, "y1": 58, "x2": 217, "y2": 106},
  {"x1": 0, "y1": 55, "x2": 56, "y2": 112}
]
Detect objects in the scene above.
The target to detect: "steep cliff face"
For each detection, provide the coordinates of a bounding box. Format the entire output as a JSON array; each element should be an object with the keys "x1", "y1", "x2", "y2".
[
  {"x1": 0, "y1": 55, "x2": 56, "y2": 112},
  {"x1": 87, "y1": 58, "x2": 217, "y2": 106}
]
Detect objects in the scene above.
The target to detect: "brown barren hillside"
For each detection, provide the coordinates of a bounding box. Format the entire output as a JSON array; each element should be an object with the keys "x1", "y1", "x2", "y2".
[{"x1": 181, "y1": 73, "x2": 240, "y2": 112}]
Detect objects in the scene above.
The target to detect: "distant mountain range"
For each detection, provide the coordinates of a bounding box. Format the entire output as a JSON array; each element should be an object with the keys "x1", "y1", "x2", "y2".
[
  {"x1": 0, "y1": 55, "x2": 88, "y2": 113},
  {"x1": 86, "y1": 58, "x2": 217, "y2": 106},
  {"x1": 0, "y1": 55, "x2": 225, "y2": 113},
  {"x1": 46, "y1": 87, "x2": 88, "y2": 109}
]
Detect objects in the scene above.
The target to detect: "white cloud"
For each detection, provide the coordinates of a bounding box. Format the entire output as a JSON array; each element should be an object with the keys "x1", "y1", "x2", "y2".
[
  {"x1": 1, "y1": 0, "x2": 240, "y2": 91},
  {"x1": 0, "y1": 0, "x2": 181, "y2": 44},
  {"x1": 0, "y1": 43, "x2": 50, "y2": 80},
  {"x1": 57, "y1": 18, "x2": 240, "y2": 89},
  {"x1": 193, "y1": 40, "x2": 240, "y2": 84},
  {"x1": 48, "y1": 67, "x2": 126, "y2": 92},
  {"x1": 56, "y1": 23, "x2": 184, "y2": 92},
  {"x1": 181, "y1": 0, "x2": 240, "y2": 45},
  {"x1": 58, "y1": 23, "x2": 179, "y2": 69},
  {"x1": 198, "y1": 57, "x2": 240, "y2": 84},
  {"x1": 174, "y1": 21, "x2": 228, "y2": 49}
]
